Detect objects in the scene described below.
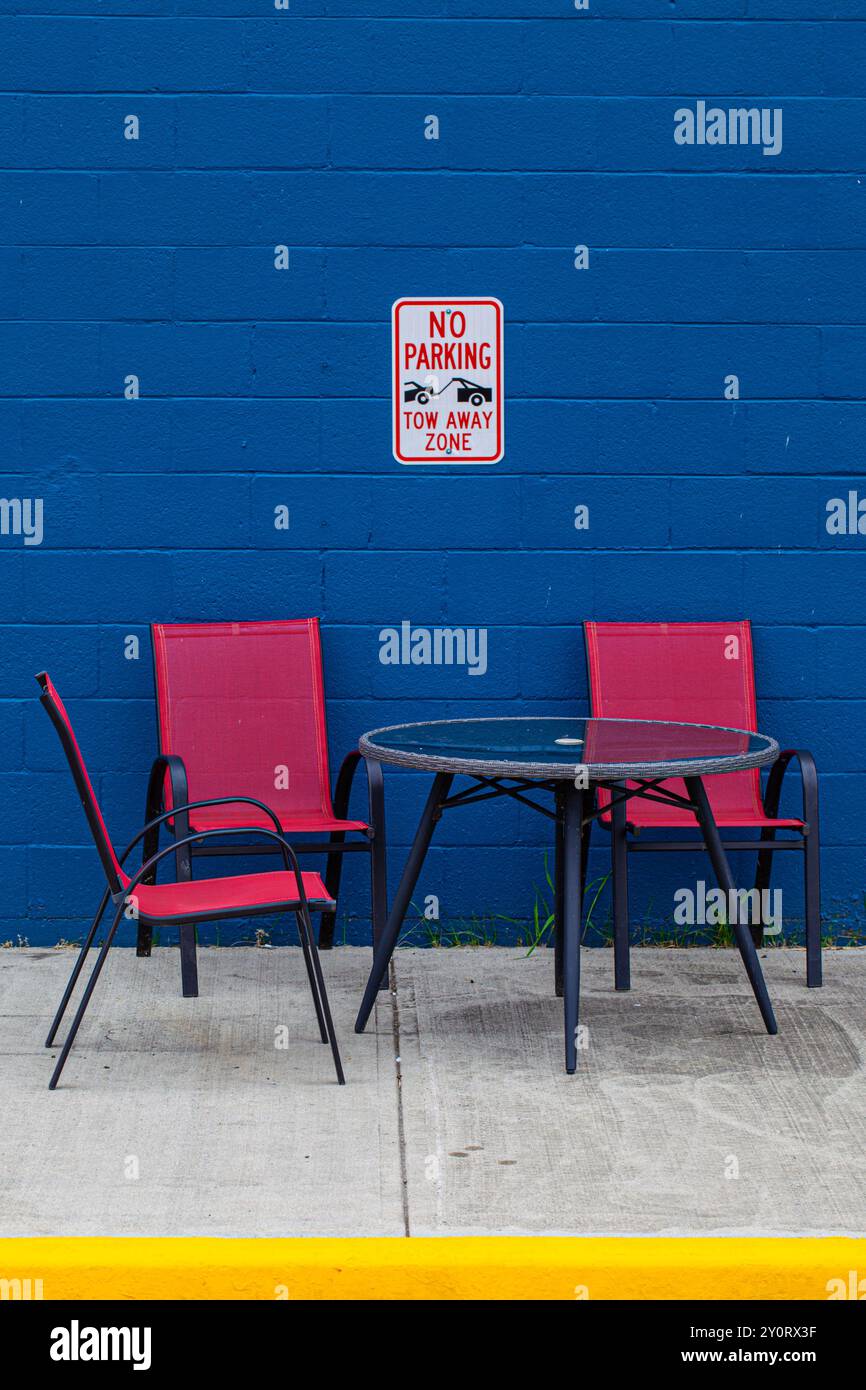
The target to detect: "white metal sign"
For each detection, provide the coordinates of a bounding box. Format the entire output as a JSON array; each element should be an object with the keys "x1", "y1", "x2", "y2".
[{"x1": 392, "y1": 297, "x2": 504, "y2": 465}]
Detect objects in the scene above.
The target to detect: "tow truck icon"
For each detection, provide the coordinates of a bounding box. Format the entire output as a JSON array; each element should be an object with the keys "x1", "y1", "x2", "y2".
[{"x1": 403, "y1": 377, "x2": 493, "y2": 407}]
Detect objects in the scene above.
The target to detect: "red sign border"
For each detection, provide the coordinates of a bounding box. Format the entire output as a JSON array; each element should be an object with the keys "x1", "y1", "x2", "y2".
[{"x1": 392, "y1": 297, "x2": 504, "y2": 465}]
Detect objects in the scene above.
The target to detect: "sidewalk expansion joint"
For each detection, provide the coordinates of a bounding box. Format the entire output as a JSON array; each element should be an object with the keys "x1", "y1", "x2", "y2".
[{"x1": 388, "y1": 957, "x2": 411, "y2": 1239}]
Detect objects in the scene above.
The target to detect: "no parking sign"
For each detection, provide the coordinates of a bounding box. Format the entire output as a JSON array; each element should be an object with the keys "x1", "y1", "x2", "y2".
[{"x1": 392, "y1": 297, "x2": 504, "y2": 464}]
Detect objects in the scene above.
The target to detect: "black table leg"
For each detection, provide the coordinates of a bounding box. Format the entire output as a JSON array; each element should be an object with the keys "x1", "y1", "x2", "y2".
[
  {"x1": 684, "y1": 776, "x2": 777, "y2": 1036},
  {"x1": 562, "y1": 784, "x2": 585, "y2": 1074},
  {"x1": 355, "y1": 771, "x2": 454, "y2": 1034},
  {"x1": 553, "y1": 784, "x2": 564, "y2": 998}
]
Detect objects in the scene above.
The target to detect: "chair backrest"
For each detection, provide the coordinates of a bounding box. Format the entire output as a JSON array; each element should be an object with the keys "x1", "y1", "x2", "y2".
[
  {"x1": 36, "y1": 672, "x2": 127, "y2": 894},
  {"x1": 583, "y1": 620, "x2": 765, "y2": 820},
  {"x1": 151, "y1": 619, "x2": 336, "y2": 825}
]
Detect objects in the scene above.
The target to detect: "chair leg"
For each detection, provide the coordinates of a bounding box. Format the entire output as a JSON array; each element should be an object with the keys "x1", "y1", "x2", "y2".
[
  {"x1": 174, "y1": 828, "x2": 198, "y2": 995},
  {"x1": 369, "y1": 840, "x2": 389, "y2": 992},
  {"x1": 801, "y1": 761, "x2": 823, "y2": 988},
  {"x1": 45, "y1": 887, "x2": 110, "y2": 1047},
  {"x1": 178, "y1": 922, "x2": 199, "y2": 998},
  {"x1": 319, "y1": 833, "x2": 345, "y2": 950},
  {"x1": 753, "y1": 826, "x2": 776, "y2": 950},
  {"x1": 757, "y1": 834, "x2": 822, "y2": 988},
  {"x1": 804, "y1": 828, "x2": 822, "y2": 988},
  {"x1": 367, "y1": 757, "x2": 388, "y2": 975},
  {"x1": 321, "y1": 756, "x2": 388, "y2": 963},
  {"x1": 685, "y1": 777, "x2": 777, "y2": 1036},
  {"x1": 295, "y1": 905, "x2": 344, "y2": 1085},
  {"x1": 136, "y1": 917, "x2": 153, "y2": 959},
  {"x1": 49, "y1": 895, "x2": 127, "y2": 1089},
  {"x1": 320, "y1": 750, "x2": 367, "y2": 950},
  {"x1": 294, "y1": 910, "x2": 328, "y2": 1043},
  {"x1": 611, "y1": 785, "x2": 630, "y2": 991}
]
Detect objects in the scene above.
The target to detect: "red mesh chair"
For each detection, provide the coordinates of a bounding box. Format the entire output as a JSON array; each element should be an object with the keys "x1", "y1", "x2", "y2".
[
  {"x1": 37, "y1": 673, "x2": 344, "y2": 1089},
  {"x1": 584, "y1": 621, "x2": 821, "y2": 989},
  {"x1": 148, "y1": 619, "x2": 386, "y2": 997}
]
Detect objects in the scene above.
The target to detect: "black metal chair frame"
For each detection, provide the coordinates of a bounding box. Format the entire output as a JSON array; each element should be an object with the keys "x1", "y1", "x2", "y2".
[
  {"x1": 597, "y1": 753, "x2": 822, "y2": 992},
  {"x1": 37, "y1": 674, "x2": 344, "y2": 1089},
  {"x1": 580, "y1": 634, "x2": 822, "y2": 991}
]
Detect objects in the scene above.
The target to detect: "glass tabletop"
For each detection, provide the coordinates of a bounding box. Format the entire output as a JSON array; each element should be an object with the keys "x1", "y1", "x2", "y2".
[{"x1": 359, "y1": 716, "x2": 779, "y2": 780}]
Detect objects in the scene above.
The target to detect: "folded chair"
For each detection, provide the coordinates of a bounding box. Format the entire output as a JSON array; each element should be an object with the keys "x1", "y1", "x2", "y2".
[
  {"x1": 584, "y1": 621, "x2": 821, "y2": 990},
  {"x1": 37, "y1": 673, "x2": 344, "y2": 1089},
  {"x1": 148, "y1": 619, "x2": 387, "y2": 998}
]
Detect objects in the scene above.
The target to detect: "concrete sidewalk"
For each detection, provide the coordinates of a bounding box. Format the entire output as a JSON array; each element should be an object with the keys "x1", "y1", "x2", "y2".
[{"x1": 1, "y1": 946, "x2": 863, "y2": 1238}]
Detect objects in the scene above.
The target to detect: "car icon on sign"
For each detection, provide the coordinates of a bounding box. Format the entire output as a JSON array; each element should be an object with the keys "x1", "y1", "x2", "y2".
[{"x1": 453, "y1": 378, "x2": 493, "y2": 406}]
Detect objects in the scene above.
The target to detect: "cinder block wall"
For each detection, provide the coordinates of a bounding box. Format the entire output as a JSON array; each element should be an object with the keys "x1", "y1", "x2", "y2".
[{"x1": 1, "y1": 4, "x2": 864, "y2": 945}]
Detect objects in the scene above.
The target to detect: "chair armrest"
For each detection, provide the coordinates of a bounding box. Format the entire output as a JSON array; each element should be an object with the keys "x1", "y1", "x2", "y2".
[
  {"x1": 762, "y1": 748, "x2": 819, "y2": 832},
  {"x1": 137, "y1": 793, "x2": 286, "y2": 845},
  {"x1": 332, "y1": 750, "x2": 383, "y2": 842},
  {"x1": 332, "y1": 750, "x2": 362, "y2": 822}
]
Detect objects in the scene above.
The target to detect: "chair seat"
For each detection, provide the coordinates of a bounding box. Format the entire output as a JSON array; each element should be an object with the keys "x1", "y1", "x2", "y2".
[
  {"x1": 183, "y1": 808, "x2": 369, "y2": 836},
  {"x1": 130, "y1": 869, "x2": 334, "y2": 922}
]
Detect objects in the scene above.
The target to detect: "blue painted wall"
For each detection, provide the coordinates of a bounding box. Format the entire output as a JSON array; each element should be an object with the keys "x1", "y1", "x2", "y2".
[{"x1": 1, "y1": 3, "x2": 864, "y2": 947}]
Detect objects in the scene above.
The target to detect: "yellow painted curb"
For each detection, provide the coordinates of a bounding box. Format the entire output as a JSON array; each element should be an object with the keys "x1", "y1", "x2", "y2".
[{"x1": 1, "y1": 1237, "x2": 863, "y2": 1300}]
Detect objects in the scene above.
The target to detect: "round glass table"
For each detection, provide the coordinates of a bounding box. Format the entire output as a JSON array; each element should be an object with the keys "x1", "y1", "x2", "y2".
[{"x1": 354, "y1": 717, "x2": 780, "y2": 1074}]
